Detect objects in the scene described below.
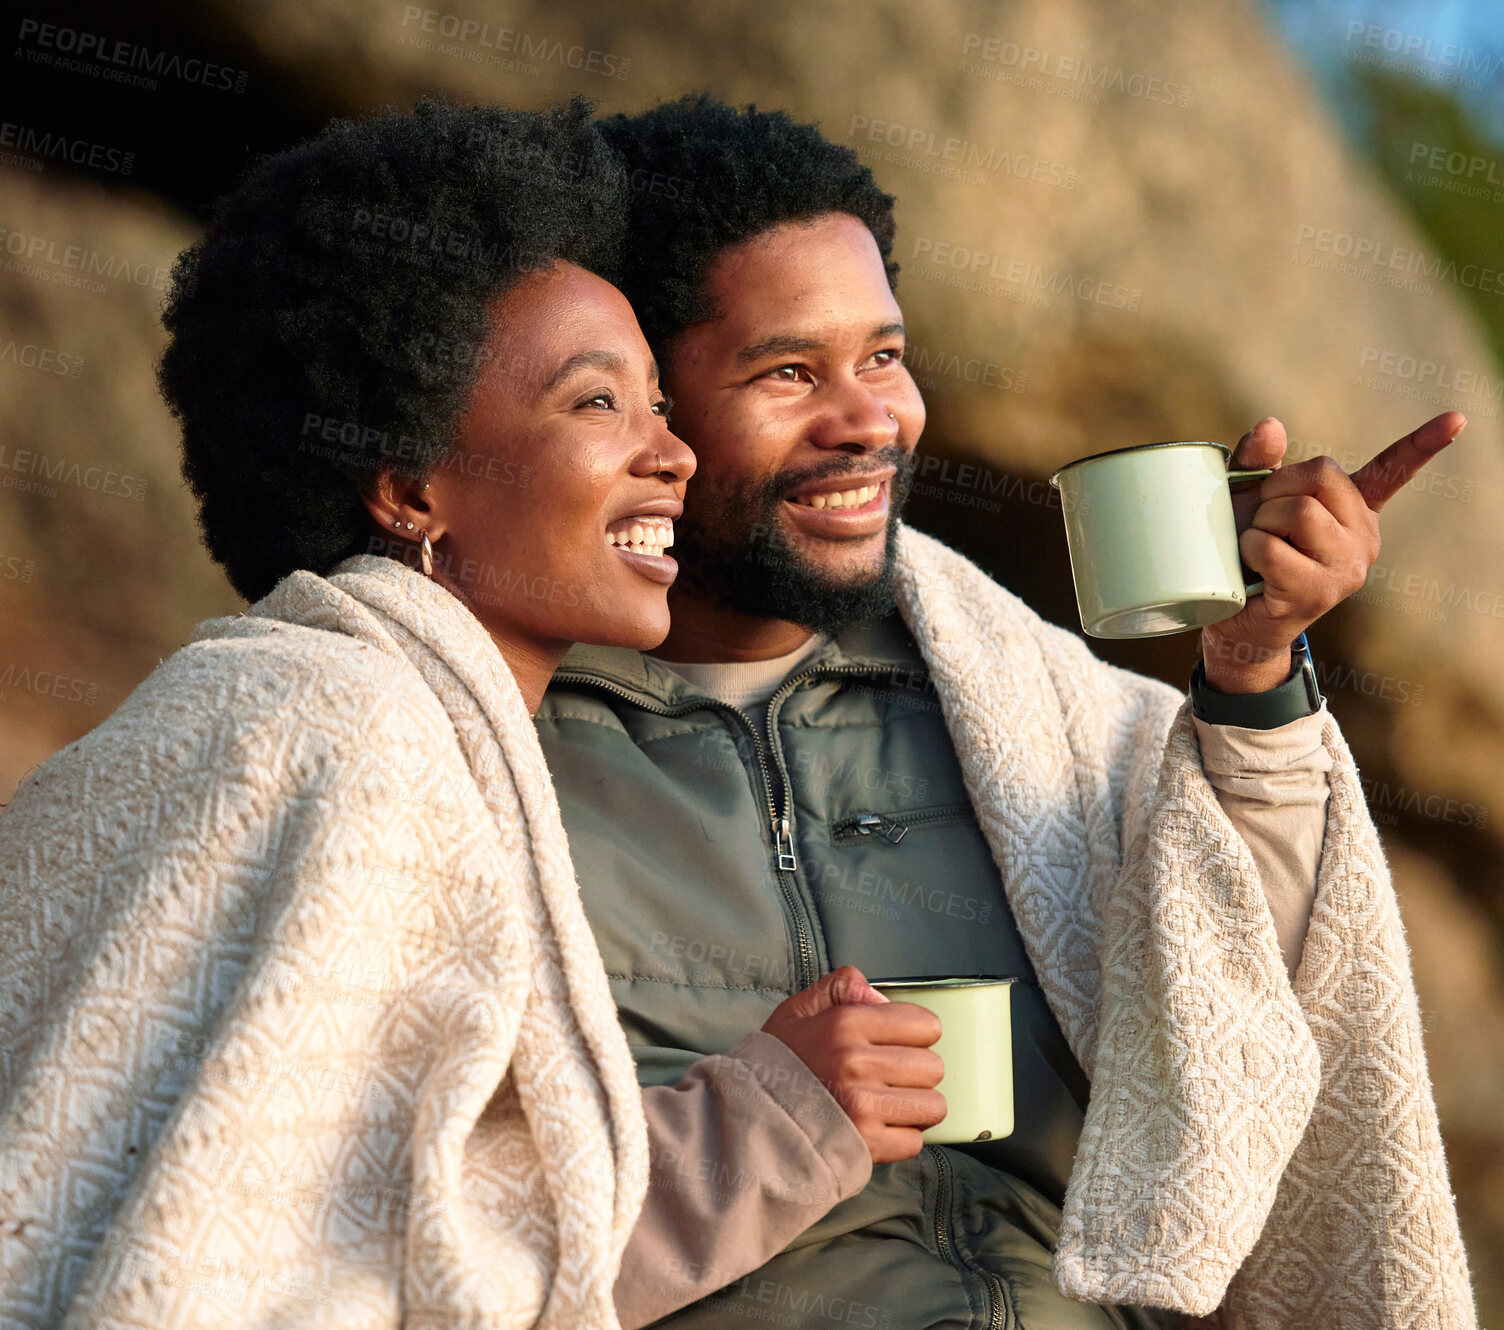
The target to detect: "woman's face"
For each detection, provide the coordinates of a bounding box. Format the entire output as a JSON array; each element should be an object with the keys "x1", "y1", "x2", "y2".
[{"x1": 405, "y1": 262, "x2": 694, "y2": 654}]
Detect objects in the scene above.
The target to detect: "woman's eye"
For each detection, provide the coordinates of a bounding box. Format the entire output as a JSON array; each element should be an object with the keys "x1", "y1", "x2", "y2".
[{"x1": 651, "y1": 396, "x2": 674, "y2": 419}]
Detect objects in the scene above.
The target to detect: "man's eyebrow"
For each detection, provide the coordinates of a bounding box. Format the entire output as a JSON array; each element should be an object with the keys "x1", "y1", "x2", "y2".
[
  {"x1": 545, "y1": 349, "x2": 629, "y2": 390},
  {"x1": 735, "y1": 323, "x2": 907, "y2": 366},
  {"x1": 736, "y1": 334, "x2": 823, "y2": 366}
]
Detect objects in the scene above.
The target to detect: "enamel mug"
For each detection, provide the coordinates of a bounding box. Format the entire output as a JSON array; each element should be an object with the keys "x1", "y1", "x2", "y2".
[
  {"x1": 871, "y1": 976, "x2": 1016, "y2": 1144},
  {"x1": 1048, "y1": 441, "x2": 1271, "y2": 639}
]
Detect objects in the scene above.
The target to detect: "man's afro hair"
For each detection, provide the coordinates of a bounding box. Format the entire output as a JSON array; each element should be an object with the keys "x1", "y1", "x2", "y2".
[
  {"x1": 596, "y1": 94, "x2": 898, "y2": 361},
  {"x1": 158, "y1": 97, "x2": 628, "y2": 603}
]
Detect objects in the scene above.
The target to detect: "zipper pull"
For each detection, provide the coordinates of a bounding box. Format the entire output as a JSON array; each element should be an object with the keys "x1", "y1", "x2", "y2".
[
  {"x1": 843, "y1": 813, "x2": 908, "y2": 844},
  {"x1": 775, "y1": 817, "x2": 799, "y2": 873}
]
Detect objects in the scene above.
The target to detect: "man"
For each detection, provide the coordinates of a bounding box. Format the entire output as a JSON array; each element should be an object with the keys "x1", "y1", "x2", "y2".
[{"x1": 538, "y1": 96, "x2": 1475, "y2": 1329}]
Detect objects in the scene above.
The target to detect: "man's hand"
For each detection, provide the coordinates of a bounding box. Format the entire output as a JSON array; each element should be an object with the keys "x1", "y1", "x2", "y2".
[
  {"x1": 1200, "y1": 411, "x2": 1468, "y2": 693},
  {"x1": 761, "y1": 965, "x2": 945, "y2": 1163}
]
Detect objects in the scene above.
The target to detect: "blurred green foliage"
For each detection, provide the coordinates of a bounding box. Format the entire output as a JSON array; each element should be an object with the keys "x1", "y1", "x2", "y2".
[{"x1": 1352, "y1": 67, "x2": 1504, "y2": 369}]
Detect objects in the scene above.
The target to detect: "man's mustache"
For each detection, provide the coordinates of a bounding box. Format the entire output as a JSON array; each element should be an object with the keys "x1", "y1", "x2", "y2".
[{"x1": 765, "y1": 445, "x2": 913, "y2": 501}]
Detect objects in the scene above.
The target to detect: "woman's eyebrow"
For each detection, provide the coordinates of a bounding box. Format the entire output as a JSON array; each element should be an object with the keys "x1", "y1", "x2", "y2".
[{"x1": 545, "y1": 349, "x2": 629, "y2": 389}]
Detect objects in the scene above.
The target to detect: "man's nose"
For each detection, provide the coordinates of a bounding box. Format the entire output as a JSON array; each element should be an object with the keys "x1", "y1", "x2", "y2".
[{"x1": 808, "y1": 381, "x2": 901, "y2": 453}]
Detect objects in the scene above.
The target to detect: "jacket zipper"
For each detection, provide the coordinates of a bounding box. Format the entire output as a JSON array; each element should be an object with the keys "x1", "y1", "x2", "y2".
[
  {"x1": 551, "y1": 670, "x2": 823, "y2": 989},
  {"x1": 554, "y1": 660, "x2": 936, "y2": 993},
  {"x1": 929, "y1": 1146, "x2": 1009, "y2": 1330},
  {"x1": 831, "y1": 801, "x2": 974, "y2": 845},
  {"x1": 761, "y1": 660, "x2": 920, "y2": 865}
]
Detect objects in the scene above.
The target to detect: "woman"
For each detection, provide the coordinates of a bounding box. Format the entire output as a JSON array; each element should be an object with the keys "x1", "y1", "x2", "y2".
[{"x1": 0, "y1": 100, "x2": 696, "y2": 1328}]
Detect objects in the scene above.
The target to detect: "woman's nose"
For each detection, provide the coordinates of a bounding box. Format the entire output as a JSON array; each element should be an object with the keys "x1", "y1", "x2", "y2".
[{"x1": 635, "y1": 417, "x2": 696, "y2": 482}]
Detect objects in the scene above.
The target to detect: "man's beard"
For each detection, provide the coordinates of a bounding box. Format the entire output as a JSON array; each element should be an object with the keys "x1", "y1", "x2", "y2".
[{"x1": 669, "y1": 445, "x2": 916, "y2": 636}]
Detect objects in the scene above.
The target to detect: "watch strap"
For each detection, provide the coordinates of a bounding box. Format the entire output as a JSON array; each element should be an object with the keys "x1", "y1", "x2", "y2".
[{"x1": 1190, "y1": 632, "x2": 1322, "y2": 730}]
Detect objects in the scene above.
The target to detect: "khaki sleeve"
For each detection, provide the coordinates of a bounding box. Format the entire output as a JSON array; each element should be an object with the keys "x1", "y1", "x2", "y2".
[
  {"x1": 613, "y1": 1031, "x2": 872, "y2": 1329},
  {"x1": 1193, "y1": 707, "x2": 1334, "y2": 979}
]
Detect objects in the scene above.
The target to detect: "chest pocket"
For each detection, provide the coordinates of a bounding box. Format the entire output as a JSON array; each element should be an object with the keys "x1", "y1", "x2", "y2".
[{"x1": 781, "y1": 687, "x2": 1039, "y2": 986}]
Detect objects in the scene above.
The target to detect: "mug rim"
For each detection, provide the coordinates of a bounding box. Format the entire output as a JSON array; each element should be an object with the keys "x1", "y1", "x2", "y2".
[
  {"x1": 871, "y1": 975, "x2": 1017, "y2": 990},
  {"x1": 1048, "y1": 439, "x2": 1229, "y2": 487}
]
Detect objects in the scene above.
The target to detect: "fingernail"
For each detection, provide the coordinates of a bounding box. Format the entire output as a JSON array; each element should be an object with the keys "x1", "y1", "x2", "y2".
[{"x1": 1451, "y1": 417, "x2": 1468, "y2": 439}]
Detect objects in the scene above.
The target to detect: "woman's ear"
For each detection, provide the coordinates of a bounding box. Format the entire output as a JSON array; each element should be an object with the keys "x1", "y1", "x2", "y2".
[{"x1": 360, "y1": 470, "x2": 442, "y2": 541}]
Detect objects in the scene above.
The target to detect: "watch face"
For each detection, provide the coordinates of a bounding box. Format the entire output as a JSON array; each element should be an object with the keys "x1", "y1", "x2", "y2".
[{"x1": 1292, "y1": 634, "x2": 1323, "y2": 711}]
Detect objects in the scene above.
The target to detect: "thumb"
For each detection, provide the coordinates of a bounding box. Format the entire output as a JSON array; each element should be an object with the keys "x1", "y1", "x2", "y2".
[
  {"x1": 1230, "y1": 415, "x2": 1288, "y2": 471},
  {"x1": 828, "y1": 965, "x2": 889, "y2": 1007},
  {"x1": 778, "y1": 966, "x2": 887, "y2": 1019}
]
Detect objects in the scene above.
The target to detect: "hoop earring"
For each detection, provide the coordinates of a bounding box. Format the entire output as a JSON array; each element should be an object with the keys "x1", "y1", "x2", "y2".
[{"x1": 420, "y1": 530, "x2": 434, "y2": 578}]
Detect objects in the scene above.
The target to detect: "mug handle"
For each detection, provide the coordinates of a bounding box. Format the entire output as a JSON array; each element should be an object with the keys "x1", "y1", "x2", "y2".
[{"x1": 1226, "y1": 467, "x2": 1275, "y2": 597}]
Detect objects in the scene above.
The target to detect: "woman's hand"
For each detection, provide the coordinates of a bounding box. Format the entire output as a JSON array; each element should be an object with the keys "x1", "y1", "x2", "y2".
[{"x1": 761, "y1": 965, "x2": 945, "y2": 1163}]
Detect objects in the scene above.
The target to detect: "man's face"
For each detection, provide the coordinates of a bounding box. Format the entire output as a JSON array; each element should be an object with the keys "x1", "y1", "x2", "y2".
[{"x1": 663, "y1": 212, "x2": 926, "y2": 633}]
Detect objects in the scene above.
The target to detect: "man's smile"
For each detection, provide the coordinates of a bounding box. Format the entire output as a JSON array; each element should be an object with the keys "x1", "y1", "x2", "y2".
[{"x1": 783, "y1": 468, "x2": 895, "y2": 538}]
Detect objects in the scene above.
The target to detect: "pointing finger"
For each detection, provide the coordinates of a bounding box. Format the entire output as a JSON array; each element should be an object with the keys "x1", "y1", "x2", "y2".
[{"x1": 1349, "y1": 411, "x2": 1465, "y2": 512}]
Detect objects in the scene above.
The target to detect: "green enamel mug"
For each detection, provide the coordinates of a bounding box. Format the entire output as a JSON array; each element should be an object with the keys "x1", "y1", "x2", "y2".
[
  {"x1": 1048, "y1": 441, "x2": 1272, "y2": 639},
  {"x1": 871, "y1": 976, "x2": 1016, "y2": 1144}
]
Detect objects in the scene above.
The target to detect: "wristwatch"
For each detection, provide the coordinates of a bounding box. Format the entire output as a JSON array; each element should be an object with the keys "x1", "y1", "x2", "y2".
[{"x1": 1189, "y1": 632, "x2": 1322, "y2": 730}]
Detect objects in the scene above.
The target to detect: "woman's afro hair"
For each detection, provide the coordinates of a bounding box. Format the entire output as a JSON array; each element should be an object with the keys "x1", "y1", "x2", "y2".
[
  {"x1": 158, "y1": 97, "x2": 628, "y2": 602},
  {"x1": 596, "y1": 93, "x2": 898, "y2": 362}
]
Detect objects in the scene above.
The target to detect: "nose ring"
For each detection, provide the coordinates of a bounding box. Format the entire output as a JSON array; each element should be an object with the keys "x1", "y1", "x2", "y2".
[{"x1": 887, "y1": 412, "x2": 896, "y2": 420}]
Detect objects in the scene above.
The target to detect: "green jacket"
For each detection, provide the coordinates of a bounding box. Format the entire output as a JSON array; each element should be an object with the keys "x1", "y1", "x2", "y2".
[{"x1": 537, "y1": 612, "x2": 1173, "y2": 1330}]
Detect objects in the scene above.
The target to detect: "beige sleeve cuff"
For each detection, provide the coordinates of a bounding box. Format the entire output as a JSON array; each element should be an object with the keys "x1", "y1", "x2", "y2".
[
  {"x1": 613, "y1": 1031, "x2": 871, "y2": 1329},
  {"x1": 1194, "y1": 707, "x2": 1333, "y2": 979}
]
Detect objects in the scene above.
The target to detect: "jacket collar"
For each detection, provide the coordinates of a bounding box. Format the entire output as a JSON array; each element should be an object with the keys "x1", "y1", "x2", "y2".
[{"x1": 551, "y1": 599, "x2": 929, "y2": 710}]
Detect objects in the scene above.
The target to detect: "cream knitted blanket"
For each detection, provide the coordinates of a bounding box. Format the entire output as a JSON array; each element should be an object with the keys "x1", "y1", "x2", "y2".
[
  {"x1": 0, "y1": 555, "x2": 647, "y2": 1328},
  {"x1": 892, "y1": 526, "x2": 1475, "y2": 1328}
]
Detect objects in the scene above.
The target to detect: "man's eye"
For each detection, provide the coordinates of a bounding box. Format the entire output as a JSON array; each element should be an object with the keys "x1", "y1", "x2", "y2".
[
  {"x1": 578, "y1": 391, "x2": 616, "y2": 410},
  {"x1": 766, "y1": 365, "x2": 804, "y2": 383},
  {"x1": 871, "y1": 349, "x2": 904, "y2": 367}
]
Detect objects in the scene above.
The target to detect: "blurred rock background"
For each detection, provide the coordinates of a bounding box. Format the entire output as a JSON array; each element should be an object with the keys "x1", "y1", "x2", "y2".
[{"x1": 1, "y1": 0, "x2": 1500, "y2": 1315}]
